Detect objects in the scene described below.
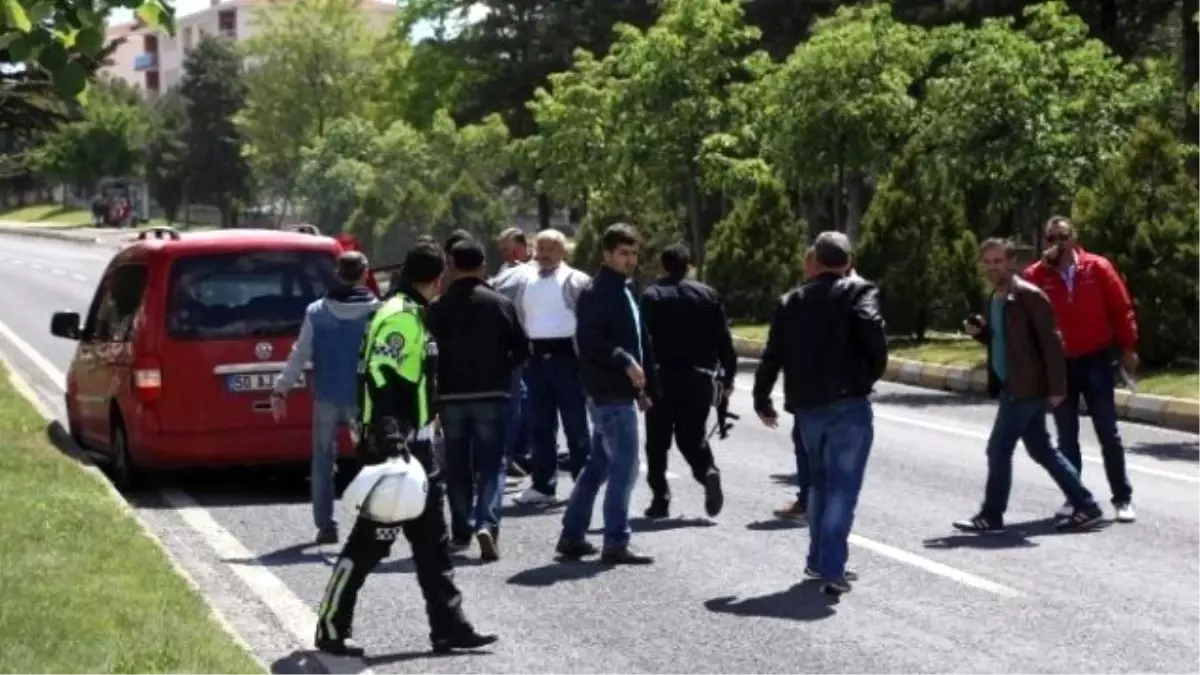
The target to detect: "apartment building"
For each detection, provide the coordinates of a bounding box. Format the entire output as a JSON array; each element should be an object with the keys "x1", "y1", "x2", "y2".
[{"x1": 103, "y1": 0, "x2": 398, "y2": 98}]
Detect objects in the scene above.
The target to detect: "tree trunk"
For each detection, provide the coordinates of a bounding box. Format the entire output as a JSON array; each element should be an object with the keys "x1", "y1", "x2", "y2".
[
  {"x1": 684, "y1": 165, "x2": 704, "y2": 277},
  {"x1": 537, "y1": 191, "x2": 551, "y2": 230},
  {"x1": 844, "y1": 168, "x2": 867, "y2": 243}
]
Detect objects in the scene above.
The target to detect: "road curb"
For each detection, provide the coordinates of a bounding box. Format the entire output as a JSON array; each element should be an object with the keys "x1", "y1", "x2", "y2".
[
  {"x1": 0, "y1": 358, "x2": 276, "y2": 674},
  {"x1": 0, "y1": 223, "x2": 125, "y2": 247},
  {"x1": 732, "y1": 336, "x2": 1199, "y2": 433}
]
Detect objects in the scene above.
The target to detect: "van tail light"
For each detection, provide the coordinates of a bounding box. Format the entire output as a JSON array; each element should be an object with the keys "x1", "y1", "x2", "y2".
[{"x1": 133, "y1": 357, "x2": 163, "y2": 405}]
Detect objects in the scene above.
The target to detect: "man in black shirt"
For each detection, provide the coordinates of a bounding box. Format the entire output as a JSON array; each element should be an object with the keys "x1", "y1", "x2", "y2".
[
  {"x1": 752, "y1": 232, "x2": 888, "y2": 597},
  {"x1": 641, "y1": 244, "x2": 737, "y2": 519}
]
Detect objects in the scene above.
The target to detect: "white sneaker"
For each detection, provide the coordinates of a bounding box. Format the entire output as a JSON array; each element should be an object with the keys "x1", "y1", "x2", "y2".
[
  {"x1": 514, "y1": 487, "x2": 554, "y2": 505},
  {"x1": 1055, "y1": 501, "x2": 1073, "y2": 518},
  {"x1": 1114, "y1": 502, "x2": 1136, "y2": 523}
]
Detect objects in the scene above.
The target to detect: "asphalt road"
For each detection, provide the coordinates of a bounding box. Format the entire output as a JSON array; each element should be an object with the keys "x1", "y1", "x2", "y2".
[{"x1": 1, "y1": 231, "x2": 1198, "y2": 674}]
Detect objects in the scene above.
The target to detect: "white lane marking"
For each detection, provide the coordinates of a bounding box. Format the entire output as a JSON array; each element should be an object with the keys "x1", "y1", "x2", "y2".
[
  {"x1": 51, "y1": 268, "x2": 65, "y2": 276},
  {"x1": 733, "y1": 381, "x2": 1200, "y2": 484},
  {"x1": 0, "y1": 316, "x2": 374, "y2": 674},
  {"x1": 849, "y1": 534, "x2": 1022, "y2": 597},
  {"x1": 28, "y1": 263, "x2": 42, "y2": 270},
  {"x1": 10, "y1": 259, "x2": 23, "y2": 266},
  {"x1": 71, "y1": 274, "x2": 88, "y2": 282}
]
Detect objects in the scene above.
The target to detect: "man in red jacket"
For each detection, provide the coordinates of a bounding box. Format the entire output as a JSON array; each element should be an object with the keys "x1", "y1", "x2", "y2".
[{"x1": 1023, "y1": 216, "x2": 1137, "y2": 523}]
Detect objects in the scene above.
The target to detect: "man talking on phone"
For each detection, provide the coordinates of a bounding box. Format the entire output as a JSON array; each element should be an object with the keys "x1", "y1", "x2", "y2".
[{"x1": 1024, "y1": 216, "x2": 1138, "y2": 523}]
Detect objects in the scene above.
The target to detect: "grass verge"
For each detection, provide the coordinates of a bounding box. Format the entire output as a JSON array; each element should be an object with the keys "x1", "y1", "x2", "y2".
[
  {"x1": 732, "y1": 324, "x2": 1198, "y2": 401},
  {"x1": 0, "y1": 366, "x2": 262, "y2": 674},
  {"x1": 0, "y1": 203, "x2": 210, "y2": 231}
]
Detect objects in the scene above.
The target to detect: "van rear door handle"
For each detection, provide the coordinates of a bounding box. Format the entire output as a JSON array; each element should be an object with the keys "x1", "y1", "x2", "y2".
[{"x1": 252, "y1": 400, "x2": 273, "y2": 413}]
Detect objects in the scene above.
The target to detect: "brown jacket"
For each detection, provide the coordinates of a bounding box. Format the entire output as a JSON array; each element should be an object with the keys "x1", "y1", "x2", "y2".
[{"x1": 974, "y1": 275, "x2": 1067, "y2": 400}]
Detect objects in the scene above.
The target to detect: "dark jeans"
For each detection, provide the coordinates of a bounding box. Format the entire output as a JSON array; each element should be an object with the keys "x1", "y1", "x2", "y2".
[
  {"x1": 982, "y1": 392, "x2": 1097, "y2": 519},
  {"x1": 796, "y1": 397, "x2": 874, "y2": 581},
  {"x1": 315, "y1": 441, "x2": 469, "y2": 643},
  {"x1": 644, "y1": 370, "x2": 718, "y2": 501},
  {"x1": 526, "y1": 352, "x2": 592, "y2": 496},
  {"x1": 504, "y1": 369, "x2": 531, "y2": 464},
  {"x1": 791, "y1": 416, "x2": 811, "y2": 504},
  {"x1": 1052, "y1": 350, "x2": 1133, "y2": 504},
  {"x1": 442, "y1": 400, "x2": 508, "y2": 540}
]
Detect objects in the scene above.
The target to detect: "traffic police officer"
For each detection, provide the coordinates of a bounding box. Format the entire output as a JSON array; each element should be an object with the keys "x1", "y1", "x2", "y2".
[
  {"x1": 640, "y1": 243, "x2": 738, "y2": 519},
  {"x1": 315, "y1": 242, "x2": 499, "y2": 658}
]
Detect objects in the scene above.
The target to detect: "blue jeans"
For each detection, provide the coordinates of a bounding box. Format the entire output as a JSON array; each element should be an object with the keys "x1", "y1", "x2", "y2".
[
  {"x1": 797, "y1": 397, "x2": 874, "y2": 581},
  {"x1": 561, "y1": 401, "x2": 639, "y2": 550},
  {"x1": 526, "y1": 353, "x2": 592, "y2": 496},
  {"x1": 504, "y1": 369, "x2": 531, "y2": 464},
  {"x1": 983, "y1": 391, "x2": 1097, "y2": 519},
  {"x1": 1052, "y1": 350, "x2": 1133, "y2": 504},
  {"x1": 791, "y1": 417, "x2": 811, "y2": 503},
  {"x1": 441, "y1": 400, "x2": 509, "y2": 540},
  {"x1": 312, "y1": 400, "x2": 357, "y2": 533}
]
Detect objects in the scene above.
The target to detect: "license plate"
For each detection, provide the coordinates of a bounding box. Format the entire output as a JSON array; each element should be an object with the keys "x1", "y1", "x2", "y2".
[{"x1": 225, "y1": 372, "x2": 306, "y2": 393}]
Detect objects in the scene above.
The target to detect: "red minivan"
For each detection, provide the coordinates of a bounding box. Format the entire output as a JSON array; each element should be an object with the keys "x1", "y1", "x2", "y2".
[{"x1": 50, "y1": 226, "x2": 362, "y2": 488}]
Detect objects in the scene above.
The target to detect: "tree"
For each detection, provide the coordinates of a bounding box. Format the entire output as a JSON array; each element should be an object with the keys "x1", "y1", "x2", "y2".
[
  {"x1": 296, "y1": 115, "x2": 377, "y2": 233},
  {"x1": 144, "y1": 86, "x2": 189, "y2": 221},
  {"x1": 855, "y1": 139, "x2": 982, "y2": 339},
  {"x1": 704, "y1": 178, "x2": 806, "y2": 321},
  {"x1": 238, "y1": 0, "x2": 382, "y2": 208},
  {"x1": 1072, "y1": 117, "x2": 1199, "y2": 368},
  {"x1": 179, "y1": 37, "x2": 250, "y2": 227},
  {"x1": 1, "y1": 0, "x2": 172, "y2": 99},
  {"x1": 28, "y1": 76, "x2": 148, "y2": 190}
]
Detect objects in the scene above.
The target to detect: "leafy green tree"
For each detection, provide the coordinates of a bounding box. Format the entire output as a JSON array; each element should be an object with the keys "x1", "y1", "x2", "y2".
[
  {"x1": 856, "y1": 139, "x2": 982, "y2": 339},
  {"x1": 1, "y1": 0, "x2": 172, "y2": 99},
  {"x1": 144, "y1": 87, "x2": 189, "y2": 222},
  {"x1": 28, "y1": 76, "x2": 148, "y2": 190},
  {"x1": 1072, "y1": 117, "x2": 1200, "y2": 368},
  {"x1": 296, "y1": 115, "x2": 377, "y2": 233},
  {"x1": 704, "y1": 177, "x2": 806, "y2": 321},
  {"x1": 179, "y1": 37, "x2": 251, "y2": 227},
  {"x1": 238, "y1": 0, "x2": 381, "y2": 206}
]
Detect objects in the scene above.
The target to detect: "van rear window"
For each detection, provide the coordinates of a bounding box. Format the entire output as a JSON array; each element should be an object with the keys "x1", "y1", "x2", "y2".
[{"x1": 166, "y1": 251, "x2": 335, "y2": 339}]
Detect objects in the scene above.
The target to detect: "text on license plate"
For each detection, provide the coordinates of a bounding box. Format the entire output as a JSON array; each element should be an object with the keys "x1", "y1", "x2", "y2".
[{"x1": 225, "y1": 372, "x2": 306, "y2": 393}]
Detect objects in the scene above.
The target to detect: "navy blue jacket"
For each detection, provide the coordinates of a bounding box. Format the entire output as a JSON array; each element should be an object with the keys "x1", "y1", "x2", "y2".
[{"x1": 575, "y1": 265, "x2": 658, "y2": 404}]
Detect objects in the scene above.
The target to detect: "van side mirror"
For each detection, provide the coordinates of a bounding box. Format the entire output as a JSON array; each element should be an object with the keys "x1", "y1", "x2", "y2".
[{"x1": 50, "y1": 311, "x2": 82, "y2": 341}]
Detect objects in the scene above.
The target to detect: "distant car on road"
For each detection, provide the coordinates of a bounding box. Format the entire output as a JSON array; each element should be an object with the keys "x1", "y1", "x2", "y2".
[{"x1": 49, "y1": 225, "x2": 366, "y2": 488}]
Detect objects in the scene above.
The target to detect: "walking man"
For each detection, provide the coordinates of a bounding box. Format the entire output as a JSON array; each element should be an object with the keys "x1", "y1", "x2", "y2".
[
  {"x1": 640, "y1": 243, "x2": 736, "y2": 519},
  {"x1": 557, "y1": 223, "x2": 657, "y2": 565},
  {"x1": 773, "y1": 247, "x2": 818, "y2": 522},
  {"x1": 955, "y1": 237, "x2": 1104, "y2": 535},
  {"x1": 1024, "y1": 216, "x2": 1138, "y2": 522},
  {"x1": 314, "y1": 242, "x2": 497, "y2": 657},
  {"x1": 429, "y1": 239, "x2": 529, "y2": 562},
  {"x1": 272, "y1": 251, "x2": 380, "y2": 545},
  {"x1": 495, "y1": 228, "x2": 593, "y2": 505},
  {"x1": 753, "y1": 232, "x2": 887, "y2": 596},
  {"x1": 493, "y1": 227, "x2": 535, "y2": 478}
]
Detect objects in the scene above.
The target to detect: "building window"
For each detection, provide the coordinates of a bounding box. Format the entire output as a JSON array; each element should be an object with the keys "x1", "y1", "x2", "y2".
[
  {"x1": 218, "y1": 9, "x2": 236, "y2": 38},
  {"x1": 183, "y1": 26, "x2": 194, "y2": 50},
  {"x1": 145, "y1": 70, "x2": 160, "y2": 92}
]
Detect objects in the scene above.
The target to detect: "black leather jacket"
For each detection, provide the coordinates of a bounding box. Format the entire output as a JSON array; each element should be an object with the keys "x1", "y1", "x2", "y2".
[{"x1": 753, "y1": 273, "x2": 888, "y2": 414}]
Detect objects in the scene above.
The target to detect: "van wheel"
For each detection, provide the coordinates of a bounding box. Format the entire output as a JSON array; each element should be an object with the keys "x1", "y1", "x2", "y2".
[{"x1": 109, "y1": 421, "x2": 140, "y2": 491}]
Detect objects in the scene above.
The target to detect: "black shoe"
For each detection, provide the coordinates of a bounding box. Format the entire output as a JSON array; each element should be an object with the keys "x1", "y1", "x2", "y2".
[
  {"x1": 431, "y1": 630, "x2": 499, "y2": 654},
  {"x1": 703, "y1": 469, "x2": 724, "y2": 517},
  {"x1": 952, "y1": 514, "x2": 1006, "y2": 533},
  {"x1": 555, "y1": 537, "x2": 598, "y2": 560},
  {"x1": 1056, "y1": 505, "x2": 1104, "y2": 532},
  {"x1": 822, "y1": 578, "x2": 852, "y2": 596},
  {"x1": 315, "y1": 636, "x2": 365, "y2": 658},
  {"x1": 805, "y1": 566, "x2": 858, "y2": 582},
  {"x1": 599, "y1": 546, "x2": 654, "y2": 565},
  {"x1": 643, "y1": 499, "x2": 670, "y2": 519},
  {"x1": 476, "y1": 530, "x2": 500, "y2": 563},
  {"x1": 314, "y1": 528, "x2": 339, "y2": 545},
  {"x1": 449, "y1": 536, "x2": 472, "y2": 552}
]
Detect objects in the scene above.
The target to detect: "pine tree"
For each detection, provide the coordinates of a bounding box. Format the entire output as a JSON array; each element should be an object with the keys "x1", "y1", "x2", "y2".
[
  {"x1": 1073, "y1": 117, "x2": 1200, "y2": 368},
  {"x1": 704, "y1": 178, "x2": 806, "y2": 322}
]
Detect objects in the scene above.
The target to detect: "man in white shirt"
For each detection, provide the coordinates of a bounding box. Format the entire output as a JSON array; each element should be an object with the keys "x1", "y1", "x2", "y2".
[{"x1": 495, "y1": 229, "x2": 593, "y2": 504}]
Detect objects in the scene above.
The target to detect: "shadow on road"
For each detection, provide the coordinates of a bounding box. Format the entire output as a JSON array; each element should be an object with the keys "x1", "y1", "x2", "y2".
[
  {"x1": 705, "y1": 579, "x2": 838, "y2": 622},
  {"x1": 769, "y1": 472, "x2": 796, "y2": 486},
  {"x1": 587, "y1": 516, "x2": 716, "y2": 535},
  {"x1": 269, "y1": 650, "x2": 330, "y2": 674},
  {"x1": 745, "y1": 518, "x2": 804, "y2": 532},
  {"x1": 1127, "y1": 440, "x2": 1199, "y2": 463},
  {"x1": 923, "y1": 517, "x2": 1113, "y2": 550},
  {"x1": 507, "y1": 560, "x2": 611, "y2": 587},
  {"x1": 871, "y1": 389, "x2": 982, "y2": 408},
  {"x1": 366, "y1": 648, "x2": 489, "y2": 667}
]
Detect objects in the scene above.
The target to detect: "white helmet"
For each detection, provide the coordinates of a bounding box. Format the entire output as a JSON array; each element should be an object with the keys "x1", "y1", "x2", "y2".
[{"x1": 343, "y1": 455, "x2": 428, "y2": 523}]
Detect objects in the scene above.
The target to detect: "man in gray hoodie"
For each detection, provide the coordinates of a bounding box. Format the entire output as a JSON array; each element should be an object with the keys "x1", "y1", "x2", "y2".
[{"x1": 272, "y1": 252, "x2": 381, "y2": 544}]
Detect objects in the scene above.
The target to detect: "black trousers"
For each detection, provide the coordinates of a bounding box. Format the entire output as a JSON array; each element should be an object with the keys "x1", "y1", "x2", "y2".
[
  {"x1": 315, "y1": 442, "x2": 470, "y2": 644},
  {"x1": 644, "y1": 369, "x2": 718, "y2": 501}
]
